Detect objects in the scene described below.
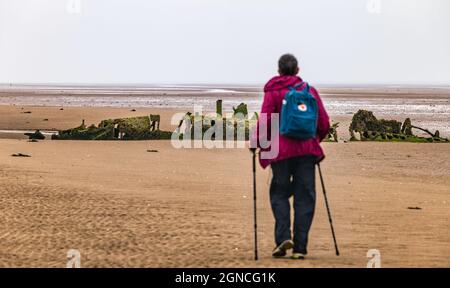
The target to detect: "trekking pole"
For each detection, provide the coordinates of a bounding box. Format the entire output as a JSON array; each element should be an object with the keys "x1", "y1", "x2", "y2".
[
  {"x1": 252, "y1": 149, "x2": 258, "y2": 261},
  {"x1": 317, "y1": 163, "x2": 340, "y2": 256}
]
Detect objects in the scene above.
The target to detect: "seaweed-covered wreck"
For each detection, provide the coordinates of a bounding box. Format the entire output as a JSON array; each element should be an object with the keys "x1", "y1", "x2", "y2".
[
  {"x1": 51, "y1": 106, "x2": 447, "y2": 143},
  {"x1": 175, "y1": 112, "x2": 257, "y2": 141},
  {"x1": 52, "y1": 115, "x2": 172, "y2": 140},
  {"x1": 349, "y1": 110, "x2": 448, "y2": 142},
  {"x1": 52, "y1": 101, "x2": 258, "y2": 141}
]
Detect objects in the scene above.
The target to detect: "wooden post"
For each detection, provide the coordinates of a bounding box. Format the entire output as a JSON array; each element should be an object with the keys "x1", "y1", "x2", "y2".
[{"x1": 216, "y1": 100, "x2": 222, "y2": 117}]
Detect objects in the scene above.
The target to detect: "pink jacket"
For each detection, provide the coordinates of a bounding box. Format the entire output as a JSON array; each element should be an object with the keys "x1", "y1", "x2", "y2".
[{"x1": 254, "y1": 75, "x2": 330, "y2": 169}]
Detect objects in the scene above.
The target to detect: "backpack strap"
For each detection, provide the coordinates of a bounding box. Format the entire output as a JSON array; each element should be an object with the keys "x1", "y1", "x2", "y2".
[{"x1": 292, "y1": 82, "x2": 309, "y2": 91}]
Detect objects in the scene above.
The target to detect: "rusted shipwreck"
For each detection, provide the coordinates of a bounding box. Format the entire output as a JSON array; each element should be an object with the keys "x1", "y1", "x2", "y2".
[
  {"x1": 51, "y1": 101, "x2": 257, "y2": 141},
  {"x1": 50, "y1": 106, "x2": 447, "y2": 143},
  {"x1": 52, "y1": 115, "x2": 172, "y2": 140},
  {"x1": 349, "y1": 110, "x2": 448, "y2": 142}
]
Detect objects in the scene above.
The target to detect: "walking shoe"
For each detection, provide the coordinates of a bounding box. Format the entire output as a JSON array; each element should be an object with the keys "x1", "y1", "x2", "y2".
[
  {"x1": 291, "y1": 251, "x2": 306, "y2": 260},
  {"x1": 272, "y1": 240, "x2": 294, "y2": 257}
]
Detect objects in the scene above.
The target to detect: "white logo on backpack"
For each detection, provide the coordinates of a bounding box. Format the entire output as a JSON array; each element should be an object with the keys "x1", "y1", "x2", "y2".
[{"x1": 298, "y1": 104, "x2": 307, "y2": 112}]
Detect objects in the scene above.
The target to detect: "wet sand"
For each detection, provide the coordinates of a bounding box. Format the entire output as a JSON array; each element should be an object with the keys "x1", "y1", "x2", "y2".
[{"x1": 0, "y1": 105, "x2": 184, "y2": 138}]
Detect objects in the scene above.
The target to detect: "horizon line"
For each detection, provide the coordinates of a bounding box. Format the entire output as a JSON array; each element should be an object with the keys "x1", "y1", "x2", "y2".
[{"x1": 1, "y1": 82, "x2": 450, "y2": 88}]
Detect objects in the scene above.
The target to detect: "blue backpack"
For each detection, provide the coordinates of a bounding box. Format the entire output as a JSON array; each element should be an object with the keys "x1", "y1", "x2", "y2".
[{"x1": 280, "y1": 82, "x2": 318, "y2": 140}]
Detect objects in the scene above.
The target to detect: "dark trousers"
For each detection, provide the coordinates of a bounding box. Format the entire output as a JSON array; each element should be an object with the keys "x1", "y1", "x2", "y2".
[{"x1": 270, "y1": 155, "x2": 317, "y2": 254}]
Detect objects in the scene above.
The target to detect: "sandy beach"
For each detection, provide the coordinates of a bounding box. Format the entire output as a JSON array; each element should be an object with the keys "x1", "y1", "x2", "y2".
[{"x1": 0, "y1": 101, "x2": 449, "y2": 267}]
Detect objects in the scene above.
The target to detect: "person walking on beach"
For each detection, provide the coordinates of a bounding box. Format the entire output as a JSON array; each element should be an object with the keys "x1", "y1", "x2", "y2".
[{"x1": 252, "y1": 54, "x2": 330, "y2": 259}]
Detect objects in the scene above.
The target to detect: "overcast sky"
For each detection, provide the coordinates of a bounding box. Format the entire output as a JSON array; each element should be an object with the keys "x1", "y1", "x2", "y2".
[{"x1": 1, "y1": 0, "x2": 449, "y2": 85}]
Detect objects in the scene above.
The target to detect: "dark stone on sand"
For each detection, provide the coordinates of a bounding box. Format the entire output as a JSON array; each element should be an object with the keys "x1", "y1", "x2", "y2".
[{"x1": 11, "y1": 153, "x2": 31, "y2": 157}]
